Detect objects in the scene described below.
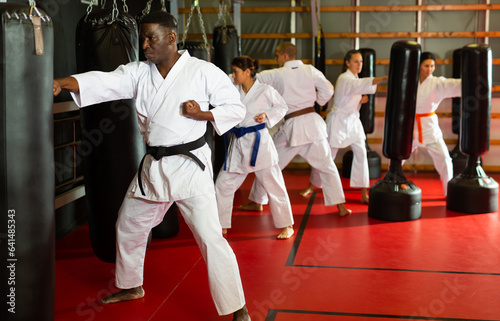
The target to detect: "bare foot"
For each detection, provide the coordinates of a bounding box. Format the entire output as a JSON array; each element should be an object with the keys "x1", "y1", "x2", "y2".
[
  {"x1": 337, "y1": 203, "x2": 352, "y2": 217},
  {"x1": 277, "y1": 226, "x2": 294, "y2": 239},
  {"x1": 233, "y1": 305, "x2": 251, "y2": 321},
  {"x1": 101, "y1": 286, "x2": 144, "y2": 304},
  {"x1": 238, "y1": 202, "x2": 263, "y2": 212},
  {"x1": 299, "y1": 184, "x2": 314, "y2": 197},
  {"x1": 361, "y1": 188, "x2": 369, "y2": 204}
]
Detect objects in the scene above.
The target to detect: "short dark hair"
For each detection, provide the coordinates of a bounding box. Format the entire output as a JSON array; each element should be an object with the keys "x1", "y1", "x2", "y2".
[
  {"x1": 231, "y1": 56, "x2": 260, "y2": 78},
  {"x1": 420, "y1": 52, "x2": 436, "y2": 64},
  {"x1": 141, "y1": 10, "x2": 178, "y2": 33}
]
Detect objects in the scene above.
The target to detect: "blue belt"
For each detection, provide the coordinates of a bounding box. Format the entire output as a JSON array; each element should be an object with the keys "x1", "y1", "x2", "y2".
[{"x1": 224, "y1": 123, "x2": 266, "y2": 170}]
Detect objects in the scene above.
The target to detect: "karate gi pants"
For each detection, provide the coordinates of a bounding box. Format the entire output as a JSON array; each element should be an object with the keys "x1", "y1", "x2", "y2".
[
  {"x1": 309, "y1": 139, "x2": 370, "y2": 189},
  {"x1": 216, "y1": 164, "x2": 294, "y2": 229},
  {"x1": 114, "y1": 192, "x2": 246, "y2": 316},
  {"x1": 407, "y1": 137, "x2": 452, "y2": 195},
  {"x1": 248, "y1": 136, "x2": 345, "y2": 206}
]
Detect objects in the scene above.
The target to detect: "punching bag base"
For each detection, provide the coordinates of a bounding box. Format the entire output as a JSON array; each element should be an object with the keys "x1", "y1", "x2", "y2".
[
  {"x1": 446, "y1": 175, "x2": 498, "y2": 214},
  {"x1": 368, "y1": 180, "x2": 422, "y2": 221},
  {"x1": 342, "y1": 150, "x2": 382, "y2": 179}
]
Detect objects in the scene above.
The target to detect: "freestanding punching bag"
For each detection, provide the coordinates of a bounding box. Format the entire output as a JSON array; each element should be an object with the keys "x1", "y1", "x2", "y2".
[
  {"x1": 449, "y1": 48, "x2": 468, "y2": 177},
  {"x1": 342, "y1": 48, "x2": 382, "y2": 180},
  {"x1": 0, "y1": 4, "x2": 54, "y2": 321},
  {"x1": 446, "y1": 44, "x2": 498, "y2": 214},
  {"x1": 368, "y1": 40, "x2": 422, "y2": 222},
  {"x1": 76, "y1": 4, "x2": 145, "y2": 262}
]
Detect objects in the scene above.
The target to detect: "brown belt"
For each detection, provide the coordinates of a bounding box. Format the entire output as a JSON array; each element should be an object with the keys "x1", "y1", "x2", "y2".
[{"x1": 284, "y1": 106, "x2": 316, "y2": 120}]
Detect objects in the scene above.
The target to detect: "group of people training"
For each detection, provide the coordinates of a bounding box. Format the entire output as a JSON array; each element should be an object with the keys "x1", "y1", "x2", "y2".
[{"x1": 52, "y1": 10, "x2": 461, "y2": 321}]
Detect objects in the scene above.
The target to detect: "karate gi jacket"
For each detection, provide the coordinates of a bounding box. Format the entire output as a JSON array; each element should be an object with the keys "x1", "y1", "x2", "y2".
[
  {"x1": 225, "y1": 80, "x2": 288, "y2": 173},
  {"x1": 71, "y1": 50, "x2": 246, "y2": 201},
  {"x1": 326, "y1": 70, "x2": 377, "y2": 148},
  {"x1": 257, "y1": 60, "x2": 334, "y2": 147},
  {"x1": 414, "y1": 75, "x2": 461, "y2": 145}
]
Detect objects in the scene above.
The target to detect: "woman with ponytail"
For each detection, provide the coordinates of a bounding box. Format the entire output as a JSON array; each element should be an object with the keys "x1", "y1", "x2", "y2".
[{"x1": 215, "y1": 56, "x2": 294, "y2": 239}]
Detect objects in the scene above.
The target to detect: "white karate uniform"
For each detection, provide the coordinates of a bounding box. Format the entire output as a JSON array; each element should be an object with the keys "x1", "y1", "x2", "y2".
[
  {"x1": 70, "y1": 50, "x2": 247, "y2": 316},
  {"x1": 216, "y1": 80, "x2": 294, "y2": 229},
  {"x1": 248, "y1": 60, "x2": 346, "y2": 207},
  {"x1": 409, "y1": 75, "x2": 461, "y2": 195},
  {"x1": 310, "y1": 70, "x2": 377, "y2": 189}
]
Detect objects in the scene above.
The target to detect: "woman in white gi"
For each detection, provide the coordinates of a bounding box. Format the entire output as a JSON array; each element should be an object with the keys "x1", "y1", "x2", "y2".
[
  {"x1": 408, "y1": 52, "x2": 461, "y2": 195},
  {"x1": 216, "y1": 56, "x2": 294, "y2": 239},
  {"x1": 53, "y1": 11, "x2": 250, "y2": 321},
  {"x1": 301, "y1": 50, "x2": 387, "y2": 204}
]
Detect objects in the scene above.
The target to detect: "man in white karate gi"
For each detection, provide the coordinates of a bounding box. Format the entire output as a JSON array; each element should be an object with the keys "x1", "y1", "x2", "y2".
[
  {"x1": 53, "y1": 11, "x2": 250, "y2": 320},
  {"x1": 240, "y1": 42, "x2": 351, "y2": 216}
]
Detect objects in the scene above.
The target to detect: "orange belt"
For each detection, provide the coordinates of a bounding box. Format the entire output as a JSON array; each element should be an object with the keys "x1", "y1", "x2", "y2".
[{"x1": 415, "y1": 112, "x2": 436, "y2": 144}]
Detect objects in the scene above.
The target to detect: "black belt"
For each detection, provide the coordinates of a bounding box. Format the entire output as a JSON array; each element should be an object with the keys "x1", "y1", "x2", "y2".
[{"x1": 137, "y1": 136, "x2": 206, "y2": 196}]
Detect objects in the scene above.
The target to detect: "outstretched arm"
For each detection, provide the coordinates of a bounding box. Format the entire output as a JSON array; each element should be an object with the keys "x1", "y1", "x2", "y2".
[
  {"x1": 53, "y1": 77, "x2": 79, "y2": 96},
  {"x1": 372, "y1": 76, "x2": 388, "y2": 85}
]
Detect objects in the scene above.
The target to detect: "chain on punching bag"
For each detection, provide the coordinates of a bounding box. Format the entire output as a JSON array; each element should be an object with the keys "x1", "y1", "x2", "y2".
[
  {"x1": 368, "y1": 40, "x2": 422, "y2": 222},
  {"x1": 0, "y1": 3, "x2": 54, "y2": 321},
  {"x1": 76, "y1": 0, "x2": 145, "y2": 263},
  {"x1": 179, "y1": 0, "x2": 214, "y2": 61}
]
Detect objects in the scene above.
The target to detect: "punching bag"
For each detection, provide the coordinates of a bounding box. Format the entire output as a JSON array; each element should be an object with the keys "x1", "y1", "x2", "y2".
[
  {"x1": 342, "y1": 48, "x2": 382, "y2": 180},
  {"x1": 368, "y1": 40, "x2": 422, "y2": 222},
  {"x1": 0, "y1": 4, "x2": 54, "y2": 321},
  {"x1": 446, "y1": 43, "x2": 498, "y2": 214},
  {"x1": 449, "y1": 48, "x2": 468, "y2": 176},
  {"x1": 313, "y1": 29, "x2": 326, "y2": 114},
  {"x1": 212, "y1": 4, "x2": 241, "y2": 178},
  {"x1": 213, "y1": 26, "x2": 240, "y2": 74},
  {"x1": 76, "y1": 6, "x2": 145, "y2": 262}
]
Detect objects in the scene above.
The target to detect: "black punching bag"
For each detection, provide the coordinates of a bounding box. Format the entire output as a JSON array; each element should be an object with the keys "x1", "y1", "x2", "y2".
[
  {"x1": 76, "y1": 8, "x2": 145, "y2": 262},
  {"x1": 449, "y1": 48, "x2": 468, "y2": 176},
  {"x1": 342, "y1": 48, "x2": 381, "y2": 180},
  {"x1": 0, "y1": 4, "x2": 54, "y2": 321},
  {"x1": 212, "y1": 9, "x2": 241, "y2": 178},
  {"x1": 446, "y1": 44, "x2": 498, "y2": 214},
  {"x1": 213, "y1": 25, "x2": 240, "y2": 74},
  {"x1": 368, "y1": 40, "x2": 422, "y2": 222},
  {"x1": 313, "y1": 30, "x2": 326, "y2": 114}
]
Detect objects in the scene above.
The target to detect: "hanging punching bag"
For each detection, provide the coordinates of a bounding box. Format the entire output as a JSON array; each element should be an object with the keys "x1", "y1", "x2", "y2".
[
  {"x1": 76, "y1": 6, "x2": 145, "y2": 262},
  {"x1": 0, "y1": 4, "x2": 54, "y2": 321},
  {"x1": 213, "y1": 26, "x2": 240, "y2": 74},
  {"x1": 313, "y1": 29, "x2": 326, "y2": 114},
  {"x1": 212, "y1": 4, "x2": 240, "y2": 178},
  {"x1": 342, "y1": 48, "x2": 381, "y2": 180},
  {"x1": 368, "y1": 40, "x2": 421, "y2": 222},
  {"x1": 446, "y1": 43, "x2": 498, "y2": 214},
  {"x1": 449, "y1": 48, "x2": 469, "y2": 177}
]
